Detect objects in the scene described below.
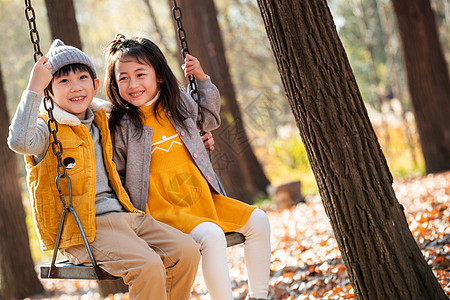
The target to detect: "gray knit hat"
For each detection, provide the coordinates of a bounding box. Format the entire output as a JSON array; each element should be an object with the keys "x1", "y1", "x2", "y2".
[{"x1": 46, "y1": 39, "x2": 97, "y2": 78}]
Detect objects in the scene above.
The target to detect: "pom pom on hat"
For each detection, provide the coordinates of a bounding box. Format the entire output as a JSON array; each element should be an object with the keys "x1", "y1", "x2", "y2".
[{"x1": 45, "y1": 39, "x2": 97, "y2": 78}]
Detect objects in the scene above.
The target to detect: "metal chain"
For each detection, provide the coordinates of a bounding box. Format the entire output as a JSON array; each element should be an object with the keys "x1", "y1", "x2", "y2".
[
  {"x1": 23, "y1": 1, "x2": 106, "y2": 279},
  {"x1": 170, "y1": 1, "x2": 227, "y2": 196},
  {"x1": 24, "y1": 0, "x2": 42, "y2": 62},
  {"x1": 171, "y1": 0, "x2": 205, "y2": 133},
  {"x1": 24, "y1": 0, "x2": 71, "y2": 209}
]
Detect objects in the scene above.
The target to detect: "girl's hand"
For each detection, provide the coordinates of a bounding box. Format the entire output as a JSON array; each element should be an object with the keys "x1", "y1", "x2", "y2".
[
  {"x1": 182, "y1": 54, "x2": 207, "y2": 80},
  {"x1": 27, "y1": 56, "x2": 53, "y2": 95},
  {"x1": 202, "y1": 131, "x2": 215, "y2": 151}
]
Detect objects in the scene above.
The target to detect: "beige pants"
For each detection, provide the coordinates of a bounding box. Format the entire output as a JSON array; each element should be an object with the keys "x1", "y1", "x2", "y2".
[{"x1": 61, "y1": 212, "x2": 200, "y2": 300}]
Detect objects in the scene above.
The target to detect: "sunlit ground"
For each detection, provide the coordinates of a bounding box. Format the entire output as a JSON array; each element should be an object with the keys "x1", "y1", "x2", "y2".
[{"x1": 26, "y1": 171, "x2": 449, "y2": 300}]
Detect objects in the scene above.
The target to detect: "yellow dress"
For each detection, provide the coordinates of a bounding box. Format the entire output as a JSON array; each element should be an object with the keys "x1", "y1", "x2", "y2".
[{"x1": 140, "y1": 104, "x2": 255, "y2": 234}]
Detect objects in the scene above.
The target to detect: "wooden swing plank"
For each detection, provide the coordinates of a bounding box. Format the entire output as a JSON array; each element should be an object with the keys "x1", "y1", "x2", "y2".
[
  {"x1": 40, "y1": 232, "x2": 244, "y2": 280},
  {"x1": 40, "y1": 259, "x2": 119, "y2": 280},
  {"x1": 225, "y1": 232, "x2": 245, "y2": 247}
]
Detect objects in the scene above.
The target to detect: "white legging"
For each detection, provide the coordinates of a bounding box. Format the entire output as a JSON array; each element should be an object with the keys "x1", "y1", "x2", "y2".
[{"x1": 189, "y1": 208, "x2": 271, "y2": 300}]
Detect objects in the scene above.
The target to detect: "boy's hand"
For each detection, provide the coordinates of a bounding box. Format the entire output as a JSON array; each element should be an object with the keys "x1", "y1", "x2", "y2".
[
  {"x1": 202, "y1": 131, "x2": 215, "y2": 151},
  {"x1": 27, "y1": 56, "x2": 53, "y2": 95},
  {"x1": 182, "y1": 54, "x2": 207, "y2": 80}
]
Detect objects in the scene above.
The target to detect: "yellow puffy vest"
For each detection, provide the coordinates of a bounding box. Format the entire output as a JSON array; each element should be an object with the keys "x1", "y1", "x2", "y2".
[{"x1": 25, "y1": 109, "x2": 137, "y2": 251}]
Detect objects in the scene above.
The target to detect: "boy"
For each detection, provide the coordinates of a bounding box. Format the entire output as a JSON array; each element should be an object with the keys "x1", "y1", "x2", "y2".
[{"x1": 7, "y1": 39, "x2": 200, "y2": 300}]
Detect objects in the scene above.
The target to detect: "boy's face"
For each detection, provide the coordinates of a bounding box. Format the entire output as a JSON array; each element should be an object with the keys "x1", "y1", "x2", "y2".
[{"x1": 50, "y1": 69, "x2": 100, "y2": 120}]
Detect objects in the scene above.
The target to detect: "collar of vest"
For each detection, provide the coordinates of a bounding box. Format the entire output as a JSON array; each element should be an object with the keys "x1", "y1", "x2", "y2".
[{"x1": 39, "y1": 97, "x2": 112, "y2": 126}]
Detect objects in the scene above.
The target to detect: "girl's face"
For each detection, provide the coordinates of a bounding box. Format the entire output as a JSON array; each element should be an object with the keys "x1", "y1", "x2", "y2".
[{"x1": 114, "y1": 57, "x2": 160, "y2": 107}]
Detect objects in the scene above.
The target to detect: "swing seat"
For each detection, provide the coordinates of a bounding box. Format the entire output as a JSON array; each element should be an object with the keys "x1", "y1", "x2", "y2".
[
  {"x1": 225, "y1": 231, "x2": 245, "y2": 247},
  {"x1": 40, "y1": 259, "x2": 119, "y2": 280},
  {"x1": 39, "y1": 232, "x2": 244, "y2": 280}
]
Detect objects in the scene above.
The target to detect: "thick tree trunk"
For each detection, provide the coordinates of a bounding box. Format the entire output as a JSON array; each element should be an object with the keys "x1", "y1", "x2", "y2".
[
  {"x1": 392, "y1": 0, "x2": 450, "y2": 174},
  {"x1": 0, "y1": 65, "x2": 44, "y2": 299},
  {"x1": 44, "y1": 0, "x2": 82, "y2": 49},
  {"x1": 168, "y1": 0, "x2": 270, "y2": 202},
  {"x1": 256, "y1": 1, "x2": 447, "y2": 299}
]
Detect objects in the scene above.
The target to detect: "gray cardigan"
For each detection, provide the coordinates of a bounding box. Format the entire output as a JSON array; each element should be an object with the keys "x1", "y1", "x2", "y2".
[{"x1": 112, "y1": 77, "x2": 222, "y2": 212}]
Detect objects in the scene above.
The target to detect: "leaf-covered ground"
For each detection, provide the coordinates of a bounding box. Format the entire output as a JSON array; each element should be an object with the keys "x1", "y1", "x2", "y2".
[{"x1": 28, "y1": 171, "x2": 449, "y2": 300}]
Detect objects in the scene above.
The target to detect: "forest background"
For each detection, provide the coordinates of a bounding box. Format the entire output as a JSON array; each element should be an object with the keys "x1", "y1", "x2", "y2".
[{"x1": 0, "y1": 0, "x2": 449, "y2": 293}]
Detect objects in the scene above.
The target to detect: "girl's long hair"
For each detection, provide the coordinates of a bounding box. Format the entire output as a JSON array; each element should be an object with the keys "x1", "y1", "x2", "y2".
[{"x1": 104, "y1": 34, "x2": 186, "y2": 136}]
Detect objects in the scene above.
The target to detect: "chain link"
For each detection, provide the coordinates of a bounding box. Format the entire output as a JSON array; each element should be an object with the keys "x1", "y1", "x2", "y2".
[
  {"x1": 24, "y1": 0, "x2": 120, "y2": 278},
  {"x1": 24, "y1": 0, "x2": 71, "y2": 208},
  {"x1": 24, "y1": 0, "x2": 43, "y2": 62},
  {"x1": 171, "y1": 0, "x2": 205, "y2": 133}
]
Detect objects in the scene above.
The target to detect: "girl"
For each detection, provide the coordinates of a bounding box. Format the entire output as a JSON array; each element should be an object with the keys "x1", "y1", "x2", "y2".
[{"x1": 104, "y1": 34, "x2": 271, "y2": 300}]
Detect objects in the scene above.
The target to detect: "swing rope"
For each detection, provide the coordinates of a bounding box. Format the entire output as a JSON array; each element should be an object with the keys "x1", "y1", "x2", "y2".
[
  {"x1": 171, "y1": 0, "x2": 204, "y2": 133},
  {"x1": 171, "y1": 0, "x2": 228, "y2": 197},
  {"x1": 24, "y1": 0, "x2": 108, "y2": 280}
]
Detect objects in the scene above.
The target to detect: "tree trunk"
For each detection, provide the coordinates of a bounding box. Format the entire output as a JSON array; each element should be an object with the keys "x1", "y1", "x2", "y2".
[
  {"x1": 168, "y1": 0, "x2": 270, "y2": 202},
  {"x1": 392, "y1": 0, "x2": 450, "y2": 174},
  {"x1": 375, "y1": 0, "x2": 418, "y2": 167},
  {"x1": 0, "y1": 64, "x2": 44, "y2": 299},
  {"x1": 256, "y1": 1, "x2": 447, "y2": 299},
  {"x1": 44, "y1": 0, "x2": 82, "y2": 49}
]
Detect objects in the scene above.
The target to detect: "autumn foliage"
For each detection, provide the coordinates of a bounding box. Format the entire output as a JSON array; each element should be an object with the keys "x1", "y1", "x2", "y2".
[{"x1": 29, "y1": 172, "x2": 449, "y2": 299}]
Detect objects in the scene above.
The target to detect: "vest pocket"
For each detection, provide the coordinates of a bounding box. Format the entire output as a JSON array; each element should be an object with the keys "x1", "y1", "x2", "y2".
[
  {"x1": 60, "y1": 140, "x2": 85, "y2": 175},
  {"x1": 38, "y1": 188, "x2": 62, "y2": 247}
]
